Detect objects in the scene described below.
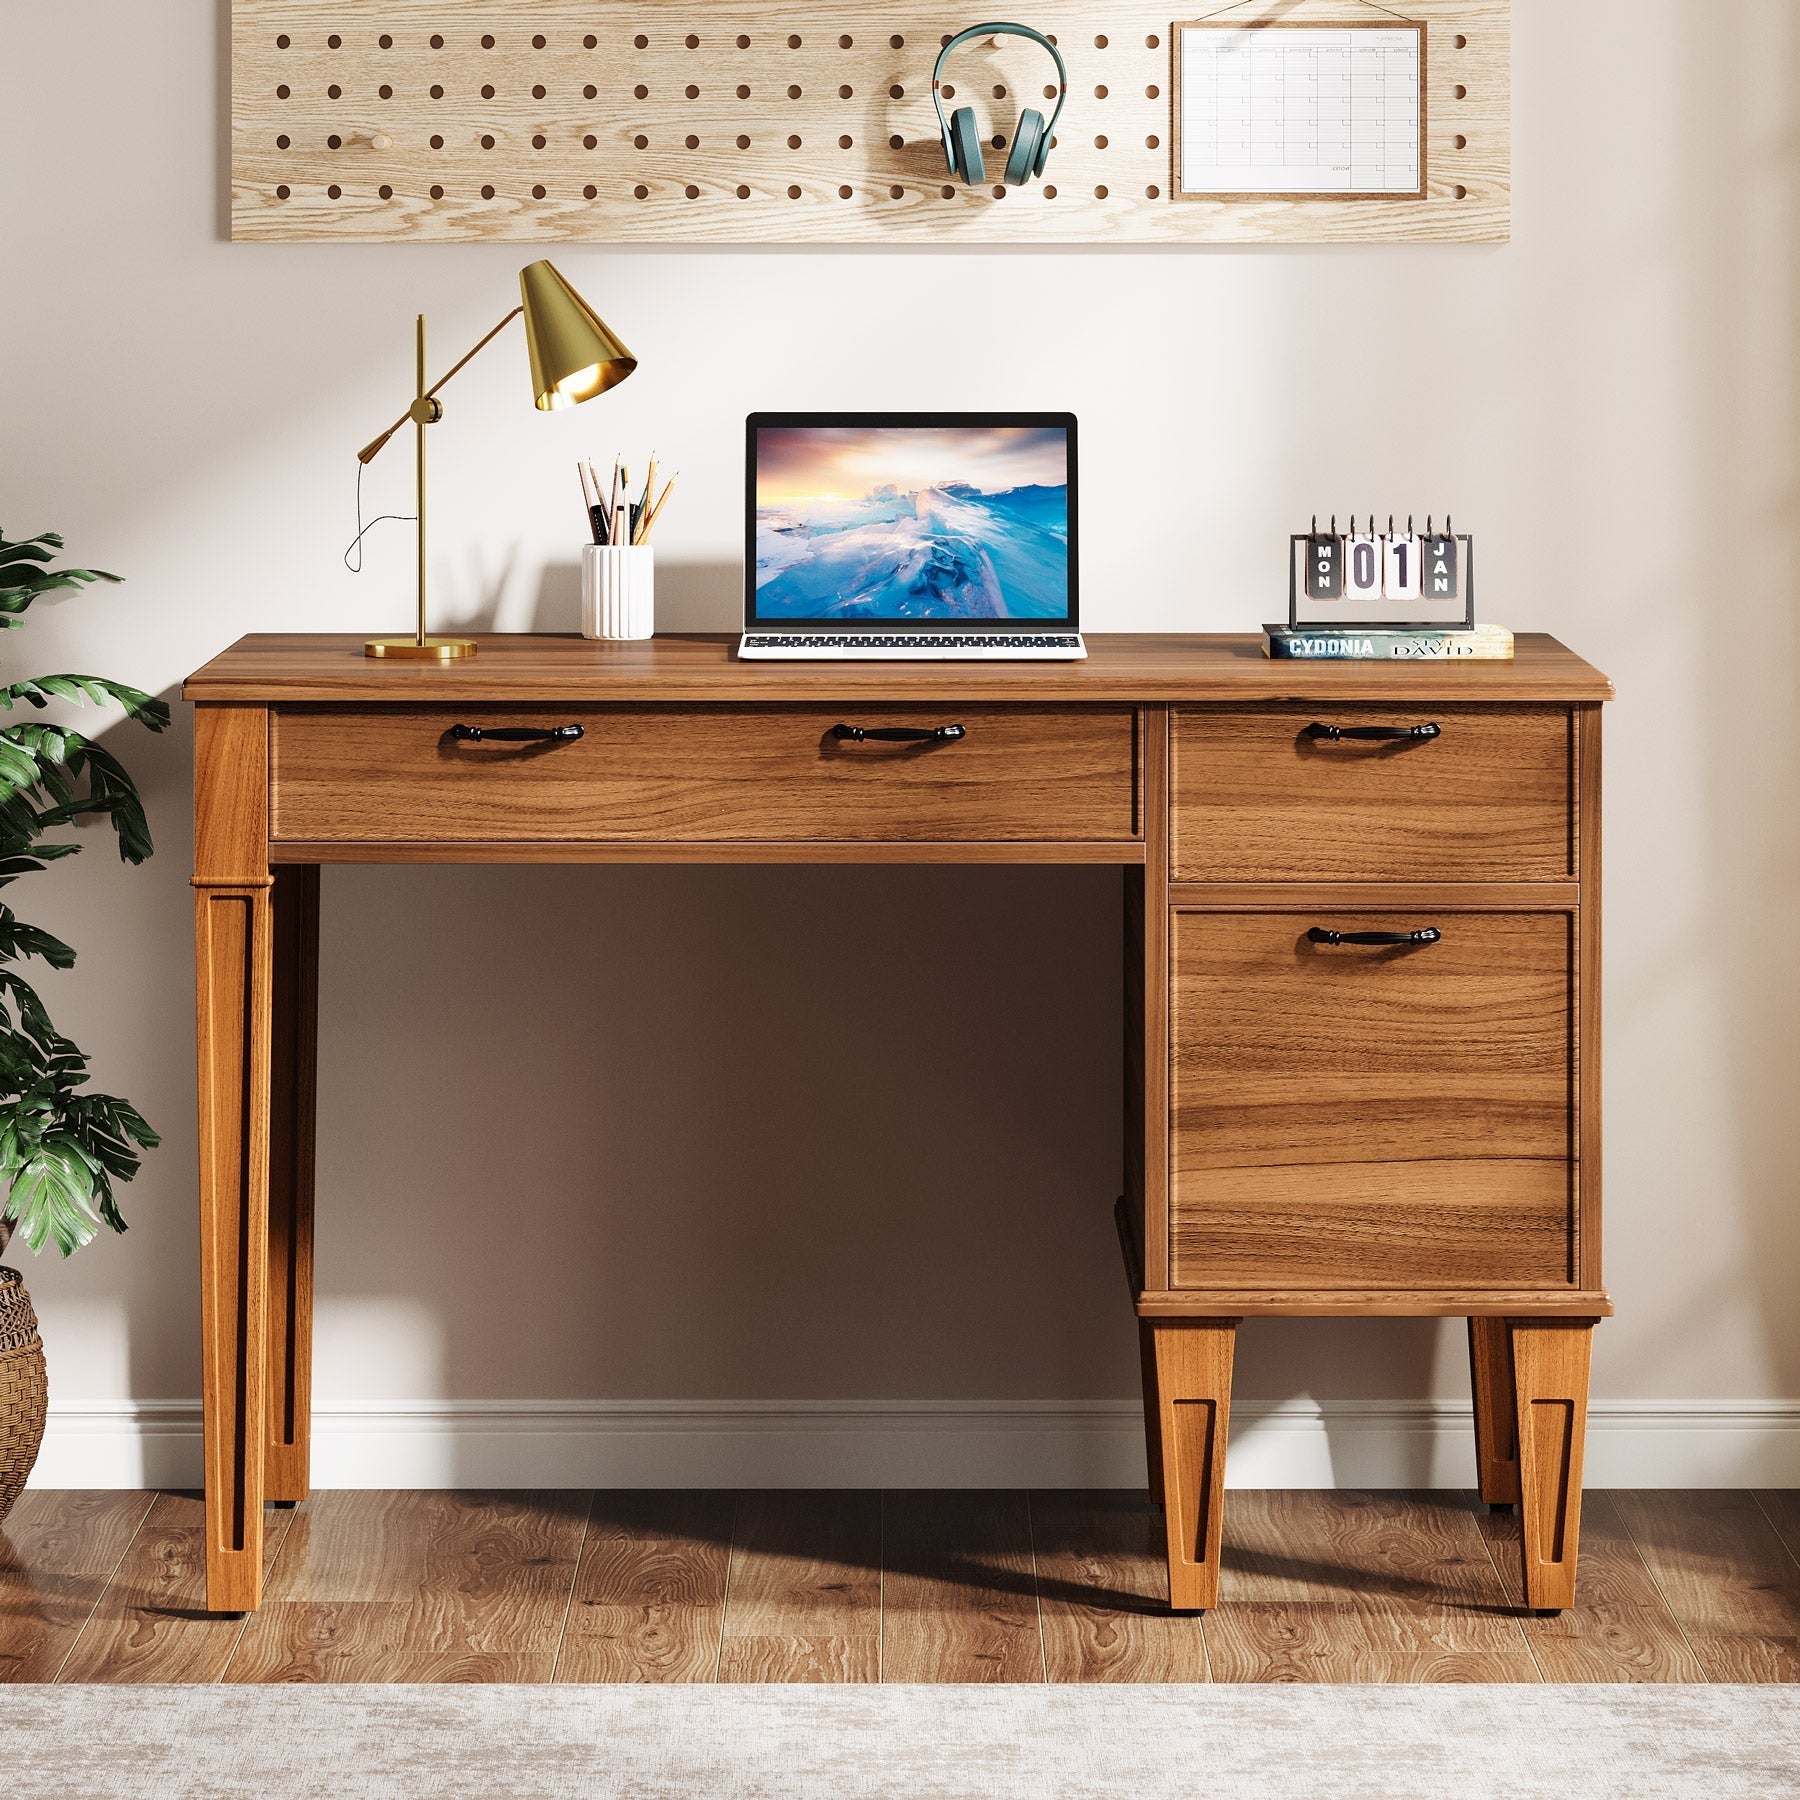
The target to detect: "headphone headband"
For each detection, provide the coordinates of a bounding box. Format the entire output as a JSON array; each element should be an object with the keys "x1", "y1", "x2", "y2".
[{"x1": 931, "y1": 22, "x2": 1069, "y2": 169}]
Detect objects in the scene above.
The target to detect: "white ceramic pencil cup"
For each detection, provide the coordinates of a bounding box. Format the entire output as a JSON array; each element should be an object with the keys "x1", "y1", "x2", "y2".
[{"x1": 582, "y1": 544, "x2": 654, "y2": 641}]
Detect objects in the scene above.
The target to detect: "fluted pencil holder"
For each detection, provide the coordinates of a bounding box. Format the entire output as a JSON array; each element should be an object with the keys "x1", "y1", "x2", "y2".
[{"x1": 583, "y1": 544, "x2": 654, "y2": 641}]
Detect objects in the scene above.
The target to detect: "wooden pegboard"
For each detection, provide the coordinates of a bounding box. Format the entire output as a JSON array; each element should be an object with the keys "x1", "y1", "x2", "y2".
[{"x1": 232, "y1": 1, "x2": 1509, "y2": 244}]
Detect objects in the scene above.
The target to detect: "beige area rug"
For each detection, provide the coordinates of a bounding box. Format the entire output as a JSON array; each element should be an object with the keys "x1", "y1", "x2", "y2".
[{"x1": 1, "y1": 1685, "x2": 1794, "y2": 1798}]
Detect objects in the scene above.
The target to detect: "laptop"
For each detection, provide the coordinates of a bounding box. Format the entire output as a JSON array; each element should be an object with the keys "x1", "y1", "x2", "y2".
[{"x1": 739, "y1": 412, "x2": 1085, "y2": 660}]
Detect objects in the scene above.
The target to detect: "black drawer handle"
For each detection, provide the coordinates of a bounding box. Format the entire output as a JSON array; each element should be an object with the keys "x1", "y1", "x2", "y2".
[
  {"x1": 1307, "y1": 927, "x2": 1442, "y2": 948},
  {"x1": 448, "y1": 723, "x2": 585, "y2": 744},
  {"x1": 1304, "y1": 722, "x2": 1441, "y2": 743},
  {"x1": 831, "y1": 723, "x2": 967, "y2": 744}
]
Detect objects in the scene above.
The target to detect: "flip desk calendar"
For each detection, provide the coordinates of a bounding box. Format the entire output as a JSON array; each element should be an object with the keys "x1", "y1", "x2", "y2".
[{"x1": 1175, "y1": 22, "x2": 1424, "y2": 199}]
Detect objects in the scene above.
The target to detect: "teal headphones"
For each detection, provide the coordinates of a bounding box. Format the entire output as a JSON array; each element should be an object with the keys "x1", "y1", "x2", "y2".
[{"x1": 933, "y1": 23, "x2": 1069, "y2": 187}]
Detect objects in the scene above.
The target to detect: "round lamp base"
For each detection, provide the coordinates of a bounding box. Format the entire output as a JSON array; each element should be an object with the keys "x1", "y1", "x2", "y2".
[{"x1": 365, "y1": 637, "x2": 478, "y2": 661}]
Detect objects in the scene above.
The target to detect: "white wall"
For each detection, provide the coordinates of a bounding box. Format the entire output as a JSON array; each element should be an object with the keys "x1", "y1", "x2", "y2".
[{"x1": 5, "y1": 0, "x2": 1798, "y2": 1486}]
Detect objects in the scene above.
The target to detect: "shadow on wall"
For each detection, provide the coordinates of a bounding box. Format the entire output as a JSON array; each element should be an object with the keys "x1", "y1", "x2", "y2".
[{"x1": 526, "y1": 562, "x2": 740, "y2": 634}]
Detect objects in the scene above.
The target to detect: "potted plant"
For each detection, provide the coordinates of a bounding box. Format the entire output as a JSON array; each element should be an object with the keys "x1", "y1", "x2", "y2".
[{"x1": 0, "y1": 527, "x2": 165, "y2": 1522}]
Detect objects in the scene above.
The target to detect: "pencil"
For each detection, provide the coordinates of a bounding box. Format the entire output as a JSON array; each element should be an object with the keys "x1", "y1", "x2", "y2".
[
  {"x1": 639, "y1": 475, "x2": 677, "y2": 543},
  {"x1": 634, "y1": 455, "x2": 659, "y2": 545},
  {"x1": 608, "y1": 457, "x2": 623, "y2": 545},
  {"x1": 577, "y1": 461, "x2": 601, "y2": 543},
  {"x1": 586, "y1": 458, "x2": 609, "y2": 542}
]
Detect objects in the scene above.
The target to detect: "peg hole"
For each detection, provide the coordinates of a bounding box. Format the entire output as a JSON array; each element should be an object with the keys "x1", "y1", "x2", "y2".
[
  {"x1": 327, "y1": 84, "x2": 341, "y2": 98},
  {"x1": 327, "y1": 34, "x2": 341, "y2": 48},
  {"x1": 737, "y1": 34, "x2": 750, "y2": 48},
  {"x1": 276, "y1": 133, "x2": 290, "y2": 148},
  {"x1": 1146, "y1": 184, "x2": 1160, "y2": 198},
  {"x1": 430, "y1": 85, "x2": 444, "y2": 99},
  {"x1": 327, "y1": 183, "x2": 342, "y2": 198},
  {"x1": 686, "y1": 83, "x2": 700, "y2": 98},
  {"x1": 788, "y1": 134, "x2": 802, "y2": 149},
  {"x1": 941, "y1": 34, "x2": 952, "y2": 47},
  {"x1": 1094, "y1": 183, "x2": 1109, "y2": 198},
  {"x1": 941, "y1": 185, "x2": 955, "y2": 199},
  {"x1": 327, "y1": 133, "x2": 342, "y2": 149},
  {"x1": 584, "y1": 134, "x2": 598, "y2": 149},
  {"x1": 840, "y1": 84, "x2": 853, "y2": 98},
  {"x1": 686, "y1": 134, "x2": 700, "y2": 149},
  {"x1": 275, "y1": 34, "x2": 289, "y2": 48},
  {"x1": 890, "y1": 84, "x2": 905, "y2": 99},
  {"x1": 737, "y1": 134, "x2": 750, "y2": 148},
  {"x1": 686, "y1": 184, "x2": 700, "y2": 198},
  {"x1": 633, "y1": 84, "x2": 647, "y2": 99},
  {"x1": 788, "y1": 183, "x2": 803, "y2": 198},
  {"x1": 1455, "y1": 33, "x2": 1468, "y2": 48},
  {"x1": 840, "y1": 184, "x2": 854, "y2": 198},
  {"x1": 532, "y1": 34, "x2": 546, "y2": 49},
  {"x1": 737, "y1": 183, "x2": 751, "y2": 197},
  {"x1": 1095, "y1": 33, "x2": 1108, "y2": 48},
  {"x1": 379, "y1": 83, "x2": 393, "y2": 99},
  {"x1": 738, "y1": 84, "x2": 751, "y2": 98},
  {"x1": 788, "y1": 34, "x2": 803, "y2": 49},
  {"x1": 889, "y1": 134, "x2": 904, "y2": 149},
  {"x1": 1095, "y1": 84, "x2": 1109, "y2": 99},
  {"x1": 533, "y1": 134, "x2": 548, "y2": 149},
  {"x1": 276, "y1": 184, "x2": 290, "y2": 198},
  {"x1": 635, "y1": 183, "x2": 649, "y2": 198},
  {"x1": 585, "y1": 35, "x2": 597, "y2": 49},
  {"x1": 1454, "y1": 84, "x2": 1467, "y2": 99},
  {"x1": 634, "y1": 134, "x2": 649, "y2": 148},
  {"x1": 685, "y1": 33, "x2": 699, "y2": 49},
  {"x1": 481, "y1": 34, "x2": 495, "y2": 49},
  {"x1": 890, "y1": 184, "x2": 905, "y2": 198},
  {"x1": 992, "y1": 185, "x2": 1006, "y2": 199},
  {"x1": 840, "y1": 34, "x2": 853, "y2": 48},
  {"x1": 588, "y1": 84, "x2": 601, "y2": 99},
  {"x1": 429, "y1": 34, "x2": 443, "y2": 49},
  {"x1": 378, "y1": 34, "x2": 392, "y2": 50},
  {"x1": 480, "y1": 84, "x2": 495, "y2": 99},
  {"x1": 1146, "y1": 33, "x2": 1160, "y2": 49},
  {"x1": 585, "y1": 184, "x2": 598, "y2": 198},
  {"x1": 1146, "y1": 134, "x2": 1160, "y2": 149},
  {"x1": 532, "y1": 84, "x2": 546, "y2": 99},
  {"x1": 1454, "y1": 184, "x2": 1468, "y2": 198},
  {"x1": 991, "y1": 135, "x2": 1005, "y2": 150},
  {"x1": 942, "y1": 84, "x2": 956, "y2": 99},
  {"x1": 993, "y1": 84, "x2": 1006, "y2": 99},
  {"x1": 481, "y1": 134, "x2": 495, "y2": 149},
  {"x1": 1094, "y1": 134, "x2": 1108, "y2": 149},
  {"x1": 1454, "y1": 133, "x2": 1467, "y2": 149},
  {"x1": 891, "y1": 34, "x2": 905, "y2": 49},
  {"x1": 480, "y1": 184, "x2": 494, "y2": 198},
  {"x1": 430, "y1": 184, "x2": 443, "y2": 198},
  {"x1": 839, "y1": 134, "x2": 853, "y2": 148},
  {"x1": 429, "y1": 134, "x2": 444, "y2": 149},
  {"x1": 532, "y1": 183, "x2": 546, "y2": 198},
  {"x1": 276, "y1": 84, "x2": 290, "y2": 98},
  {"x1": 1043, "y1": 184, "x2": 1057, "y2": 198},
  {"x1": 1146, "y1": 84, "x2": 1160, "y2": 98},
  {"x1": 1045, "y1": 86, "x2": 1057, "y2": 99},
  {"x1": 634, "y1": 35, "x2": 648, "y2": 49},
  {"x1": 788, "y1": 84, "x2": 803, "y2": 98}
]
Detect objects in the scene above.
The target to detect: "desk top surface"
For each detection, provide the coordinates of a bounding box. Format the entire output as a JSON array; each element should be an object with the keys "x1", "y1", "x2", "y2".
[{"x1": 184, "y1": 633, "x2": 1614, "y2": 705}]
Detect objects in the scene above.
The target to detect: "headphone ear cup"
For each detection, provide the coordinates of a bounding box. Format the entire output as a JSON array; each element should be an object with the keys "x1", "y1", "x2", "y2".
[
  {"x1": 950, "y1": 107, "x2": 986, "y2": 184},
  {"x1": 1005, "y1": 109, "x2": 1046, "y2": 186}
]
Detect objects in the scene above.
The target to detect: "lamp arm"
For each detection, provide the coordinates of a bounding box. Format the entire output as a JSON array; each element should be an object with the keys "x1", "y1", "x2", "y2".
[{"x1": 356, "y1": 304, "x2": 526, "y2": 464}]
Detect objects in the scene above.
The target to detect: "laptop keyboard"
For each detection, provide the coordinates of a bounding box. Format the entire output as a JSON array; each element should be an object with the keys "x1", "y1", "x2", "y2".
[{"x1": 744, "y1": 634, "x2": 1082, "y2": 649}]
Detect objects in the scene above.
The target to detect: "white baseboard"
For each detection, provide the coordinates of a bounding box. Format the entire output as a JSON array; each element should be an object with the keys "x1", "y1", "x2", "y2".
[{"x1": 26, "y1": 1397, "x2": 1800, "y2": 1491}]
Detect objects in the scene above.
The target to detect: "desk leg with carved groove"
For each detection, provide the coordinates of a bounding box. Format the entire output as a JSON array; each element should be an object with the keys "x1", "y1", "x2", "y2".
[{"x1": 193, "y1": 704, "x2": 274, "y2": 1613}]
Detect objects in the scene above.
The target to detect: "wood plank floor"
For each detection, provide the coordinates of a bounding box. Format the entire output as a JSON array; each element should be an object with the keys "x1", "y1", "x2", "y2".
[{"x1": 3, "y1": 1489, "x2": 1797, "y2": 1684}]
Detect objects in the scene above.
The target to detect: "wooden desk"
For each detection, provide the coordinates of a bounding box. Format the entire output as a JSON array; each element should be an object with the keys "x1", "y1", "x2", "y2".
[{"x1": 183, "y1": 632, "x2": 1613, "y2": 1615}]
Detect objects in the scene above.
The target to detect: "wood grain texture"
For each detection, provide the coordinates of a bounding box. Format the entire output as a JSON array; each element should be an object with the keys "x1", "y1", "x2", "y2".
[
  {"x1": 1032, "y1": 1490, "x2": 1209, "y2": 1681},
  {"x1": 1151, "y1": 1319, "x2": 1236, "y2": 1612},
  {"x1": 0, "y1": 1491, "x2": 154, "y2": 1683},
  {"x1": 231, "y1": 0, "x2": 1508, "y2": 244},
  {"x1": 555, "y1": 1491, "x2": 732, "y2": 1683},
  {"x1": 56, "y1": 1492, "x2": 295, "y2": 1684},
  {"x1": 272, "y1": 838, "x2": 1146, "y2": 865},
  {"x1": 1609, "y1": 1491, "x2": 1800, "y2": 1683},
  {"x1": 1169, "y1": 909, "x2": 1575, "y2": 1290},
  {"x1": 184, "y1": 633, "x2": 1616, "y2": 706},
  {"x1": 1206, "y1": 1490, "x2": 1541, "y2": 1682},
  {"x1": 1139, "y1": 705, "x2": 1170, "y2": 1290},
  {"x1": 1136, "y1": 1287, "x2": 1613, "y2": 1318},
  {"x1": 1468, "y1": 1317, "x2": 1520, "y2": 1505},
  {"x1": 1574, "y1": 704, "x2": 1604, "y2": 1288},
  {"x1": 192, "y1": 705, "x2": 275, "y2": 1616},
  {"x1": 225, "y1": 1490, "x2": 588, "y2": 1681},
  {"x1": 270, "y1": 704, "x2": 1138, "y2": 845},
  {"x1": 264, "y1": 865, "x2": 318, "y2": 1504},
  {"x1": 881, "y1": 1491, "x2": 1041, "y2": 1682},
  {"x1": 1170, "y1": 703, "x2": 1573, "y2": 883},
  {"x1": 1476, "y1": 1492, "x2": 1707, "y2": 1683},
  {"x1": 716, "y1": 1490, "x2": 881, "y2": 1682},
  {"x1": 1510, "y1": 1319, "x2": 1594, "y2": 1611}
]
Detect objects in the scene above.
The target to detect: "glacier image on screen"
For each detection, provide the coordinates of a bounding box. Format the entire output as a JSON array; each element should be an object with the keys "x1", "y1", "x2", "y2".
[{"x1": 755, "y1": 426, "x2": 1070, "y2": 620}]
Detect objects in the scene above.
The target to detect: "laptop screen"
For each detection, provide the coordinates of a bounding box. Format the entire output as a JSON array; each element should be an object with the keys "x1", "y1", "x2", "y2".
[{"x1": 747, "y1": 413, "x2": 1077, "y2": 628}]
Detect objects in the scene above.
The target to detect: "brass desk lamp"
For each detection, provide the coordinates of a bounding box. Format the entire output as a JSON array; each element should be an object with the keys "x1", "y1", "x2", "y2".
[{"x1": 356, "y1": 259, "x2": 637, "y2": 660}]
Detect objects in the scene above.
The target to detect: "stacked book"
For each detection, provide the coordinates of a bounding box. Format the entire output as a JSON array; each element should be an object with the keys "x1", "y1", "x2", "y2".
[{"x1": 1263, "y1": 623, "x2": 1514, "y2": 661}]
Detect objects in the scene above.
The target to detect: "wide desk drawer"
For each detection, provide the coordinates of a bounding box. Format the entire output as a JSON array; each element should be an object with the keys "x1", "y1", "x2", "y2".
[
  {"x1": 1169, "y1": 907, "x2": 1575, "y2": 1290},
  {"x1": 1171, "y1": 703, "x2": 1573, "y2": 882},
  {"x1": 270, "y1": 704, "x2": 1139, "y2": 844}
]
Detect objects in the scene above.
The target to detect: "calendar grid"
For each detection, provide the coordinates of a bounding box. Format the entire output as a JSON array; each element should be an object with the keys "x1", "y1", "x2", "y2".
[{"x1": 1174, "y1": 21, "x2": 1427, "y2": 202}]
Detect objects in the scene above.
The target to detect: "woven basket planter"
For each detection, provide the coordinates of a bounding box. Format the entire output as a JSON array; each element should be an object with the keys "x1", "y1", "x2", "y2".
[{"x1": 0, "y1": 1264, "x2": 48, "y2": 1525}]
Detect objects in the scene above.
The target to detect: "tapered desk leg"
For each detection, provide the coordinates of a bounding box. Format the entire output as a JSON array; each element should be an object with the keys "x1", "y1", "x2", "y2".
[
  {"x1": 1510, "y1": 1318, "x2": 1597, "y2": 1613},
  {"x1": 194, "y1": 705, "x2": 274, "y2": 1614},
  {"x1": 1468, "y1": 1317, "x2": 1521, "y2": 1506},
  {"x1": 1137, "y1": 1319, "x2": 1164, "y2": 1504},
  {"x1": 1150, "y1": 1318, "x2": 1237, "y2": 1612},
  {"x1": 265, "y1": 865, "x2": 318, "y2": 1505}
]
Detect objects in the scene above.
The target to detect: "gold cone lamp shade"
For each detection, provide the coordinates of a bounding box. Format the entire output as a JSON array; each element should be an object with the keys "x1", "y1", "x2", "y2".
[
  {"x1": 360, "y1": 260, "x2": 637, "y2": 661},
  {"x1": 521, "y1": 259, "x2": 638, "y2": 411}
]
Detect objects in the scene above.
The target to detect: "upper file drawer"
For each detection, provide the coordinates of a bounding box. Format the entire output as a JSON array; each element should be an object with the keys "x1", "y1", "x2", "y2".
[
  {"x1": 270, "y1": 704, "x2": 1139, "y2": 845},
  {"x1": 1171, "y1": 703, "x2": 1573, "y2": 883}
]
